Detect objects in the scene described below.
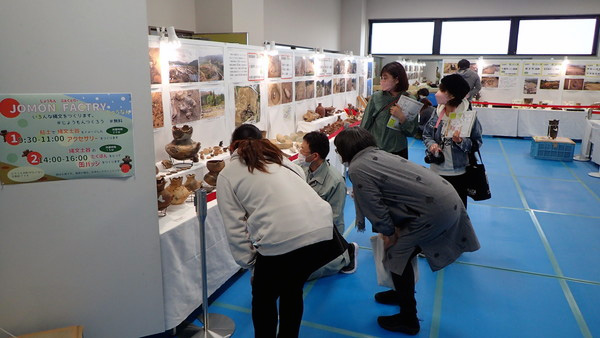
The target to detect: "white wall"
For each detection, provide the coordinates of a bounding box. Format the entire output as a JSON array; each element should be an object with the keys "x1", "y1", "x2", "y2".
[
  {"x1": 264, "y1": 0, "x2": 342, "y2": 51},
  {"x1": 0, "y1": 1, "x2": 165, "y2": 337},
  {"x1": 195, "y1": 0, "x2": 233, "y2": 33},
  {"x1": 147, "y1": 0, "x2": 197, "y2": 32},
  {"x1": 233, "y1": 0, "x2": 265, "y2": 46},
  {"x1": 341, "y1": 0, "x2": 367, "y2": 56}
]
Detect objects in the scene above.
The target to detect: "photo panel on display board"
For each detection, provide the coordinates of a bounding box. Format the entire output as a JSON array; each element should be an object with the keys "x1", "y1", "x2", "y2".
[
  {"x1": 281, "y1": 82, "x2": 293, "y2": 104},
  {"x1": 151, "y1": 91, "x2": 164, "y2": 128},
  {"x1": 200, "y1": 85, "x2": 225, "y2": 119},
  {"x1": 367, "y1": 79, "x2": 373, "y2": 96},
  {"x1": 367, "y1": 61, "x2": 373, "y2": 79},
  {"x1": 482, "y1": 64, "x2": 500, "y2": 76},
  {"x1": 481, "y1": 76, "x2": 499, "y2": 88},
  {"x1": 565, "y1": 64, "x2": 586, "y2": 76},
  {"x1": 540, "y1": 78, "x2": 560, "y2": 90},
  {"x1": 523, "y1": 78, "x2": 538, "y2": 94},
  {"x1": 295, "y1": 81, "x2": 306, "y2": 101},
  {"x1": 169, "y1": 47, "x2": 200, "y2": 83},
  {"x1": 234, "y1": 84, "x2": 261, "y2": 127},
  {"x1": 198, "y1": 47, "x2": 224, "y2": 82},
  {"x1": 316, "y1": 79, "x2": 324, "y2": 98},
  {"x1": 268, "y1": 82, "x2": 282, "y2": 106},
  {"x1": 149, "y1": 47, "x2": 162, "y2": 84},
  {"x1": 324, "y1": 79, "x2": 332, "y2": 96},
  {"x1": 443, "y1": 62, "x2": 458, "y2": 74},
  {"x1": 170, "y1": 89, "x2": 202, "y2": 124},
  {"x1": 563, "y1": 78, "x2": 584, "y2": 91},
  {"x1": 305, "y1": 57, "x2": 315, "y2": 77},
  {"x1": 305, "y1": 80, "x2": 315, "y2": 99},
  {"x1": 268, "y1": 55, "x2": 281, "y2": 78},
  {"x1": 295, "y1": 56, "x2": 306, "y2": 77},
  {"x1": 583, "y1": 81, "x2": 600, "y2": 91}
]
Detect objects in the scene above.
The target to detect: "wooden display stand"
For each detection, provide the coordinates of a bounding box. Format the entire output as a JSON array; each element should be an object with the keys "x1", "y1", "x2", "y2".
[{"x1": 17, "y1": 326, "x2": 83, "y2": 338}]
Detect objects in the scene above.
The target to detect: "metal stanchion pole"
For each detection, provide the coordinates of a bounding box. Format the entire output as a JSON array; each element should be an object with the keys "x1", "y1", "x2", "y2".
[{"x1": 182, "y1": 189, "x2": 235, "y2": 338}]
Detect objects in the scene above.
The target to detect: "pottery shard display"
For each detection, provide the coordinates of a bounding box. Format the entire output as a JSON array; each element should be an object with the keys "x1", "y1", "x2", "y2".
[
  {"x1": 315, "y1": 103, "x2": 326, "y2": 118},
  {"x1": 184, "y1": 173, "x2": 202, "y2": 192},
  {"x1": 157, "y1": 176, "x2": 173, "y2": 215},
  {"x1": 324, "y1": 106, "x2": 336, "y2": 116},
  {"x1": 165, "y1": 125, "x2": 201, "y2": 162},
  {"x1": 204, "y1": 160, "x2": 225, "y2": 186},
  {"x1": 165, "y1": 176, "x2": 191, "y2": 205}
]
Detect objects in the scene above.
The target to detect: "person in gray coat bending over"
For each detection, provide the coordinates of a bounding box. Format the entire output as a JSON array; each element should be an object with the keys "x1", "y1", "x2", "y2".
[{"x1": 334, "y1": 127, "x2": 480, "y2": 335}]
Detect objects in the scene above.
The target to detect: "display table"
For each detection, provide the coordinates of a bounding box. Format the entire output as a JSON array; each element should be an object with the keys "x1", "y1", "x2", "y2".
[
  {"x1": 517, "y1": 109, "x2": 588, "y2": 139},
  {"x1": 589, "y1": 120, "x2": 600, "y2": 166},
  {"x1": 159, "y1": 200, "x2": 239, "y2": 330},
  {"x1": 476, "y1": 107, "x2": 519, "y2": 137},
  {"x1": 473, "y1": 107, "x2": 588, "y2": 139}
]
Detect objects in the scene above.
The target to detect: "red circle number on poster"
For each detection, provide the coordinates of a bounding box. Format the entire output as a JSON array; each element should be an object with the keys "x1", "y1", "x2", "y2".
[
  {"x1": 27, "y1": 151, "x2": 42, "y2": 165},
  {"x1": 5, "y1": 131, "x2": 22, "y2": 145},
  {"x1": 0, "y1": 98, "x2": 21, "y2": 118}
]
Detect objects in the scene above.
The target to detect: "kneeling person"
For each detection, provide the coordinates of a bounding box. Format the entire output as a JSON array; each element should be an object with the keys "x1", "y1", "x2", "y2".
[{"x1": 298, "y1": 131, "x2": 359, "y2": 278}]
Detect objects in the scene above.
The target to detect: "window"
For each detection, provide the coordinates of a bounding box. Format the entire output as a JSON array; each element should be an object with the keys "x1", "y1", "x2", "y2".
[
  {"x1": 440, "y1": 20, "x2": 511, "y2": 55},
  {"x1": 516, "y1": 18, "x2": 598, "y2": 55},
  {"x1": 370, "y1": 21, "x2": 435, "y2": 54}
]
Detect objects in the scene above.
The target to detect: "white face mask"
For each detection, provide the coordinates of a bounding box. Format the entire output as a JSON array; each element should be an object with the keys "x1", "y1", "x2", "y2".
[
  {"x1": 297, "y1": 153, "x2": 314, "y2": 167},
  {"x1": 419, "y1": 95, "x2": 427, "y2": 100},
  {"x1": 336, "y1": 153, "x2": 348, "y2": 167},
  {"x1": 435, "y1": 91, "x2": 449, "y2": 105}
]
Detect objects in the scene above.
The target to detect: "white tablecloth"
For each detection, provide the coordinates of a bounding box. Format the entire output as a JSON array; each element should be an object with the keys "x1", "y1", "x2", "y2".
[
  {"x1": 159, "y1": 200, "x2": 239, "y2": 330},
  {"x1": 473, "y1": 107, "x2": 588, "y2": 139},
  {"x1": 476, "y1": 107, "x2": 519, "y2": 137},
  {"x1": 517, "y1": 109, "x2": 588, "y2": 139}
]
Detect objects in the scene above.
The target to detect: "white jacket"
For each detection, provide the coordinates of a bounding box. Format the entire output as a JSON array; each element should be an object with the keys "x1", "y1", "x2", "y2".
[{"x1": 216, "y1": 154, "x2": 333, "y2": 269}]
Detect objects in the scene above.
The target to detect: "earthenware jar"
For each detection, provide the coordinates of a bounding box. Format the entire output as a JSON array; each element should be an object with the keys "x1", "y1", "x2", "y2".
[
  {"x1": 315, "y1": 103, "x2": 326, "y2": 118},
  {"x1": 204, "y1": 160, "x2": 225, "y2": 186},
  {"x1": 184, "y1": 173, "x2": 202, "y2": 192},
  {"x1": 165, "y1": 176, "x2": 191, "y2": 205},
  {"x1": 165, "y1": 125, "x2": 201, "y2": 162},
  {"x1": 157, "y1": 176, "x2": 173, "y2": 216}
]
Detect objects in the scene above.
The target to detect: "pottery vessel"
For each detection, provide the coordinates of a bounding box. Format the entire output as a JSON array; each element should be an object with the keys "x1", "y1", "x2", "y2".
[
  {"x1": 315, "y1": 103, "x2": 326, "y2": 118},
  {"x1": 157, "y1": 176, "x2": 173, "y2": 215},
  {"x1": 184, "y1": 173, "x2": 202, "y2": 192},
  {"x1": 165, "y1": 176, "x2": 191, "y2": 205},
  {"x1": 165, "y1": 125, "x2": 201, "y2": 162},
  {"x1": 204, "y1": 160, "x2": 225, "y2": 186}
]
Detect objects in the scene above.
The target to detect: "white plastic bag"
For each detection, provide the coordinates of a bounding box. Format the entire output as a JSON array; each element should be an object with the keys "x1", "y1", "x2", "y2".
[{"x1": 370, "y1": 234, "x2": 419, "y2": 289}]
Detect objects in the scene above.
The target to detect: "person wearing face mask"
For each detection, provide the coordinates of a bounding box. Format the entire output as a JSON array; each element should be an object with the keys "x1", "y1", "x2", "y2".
[
  {"x1": 334, "y1": 127, "x2": 480, "y2": 335},
  {"x1": 360, "y1": 62, "x2": 418, "y2": 159},
  {"x1": 422, "y1": 74, "x2": 483, "y2": 208},
  {"x1": 298, "y1": 131, "x2": 359, "y2": 278}
]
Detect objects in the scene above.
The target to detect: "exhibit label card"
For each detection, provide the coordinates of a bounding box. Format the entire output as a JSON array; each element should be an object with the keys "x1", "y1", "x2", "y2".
[
  {"x1": 280, "y1": 53, "x2": 293, "y2": 79},
  {"x1": 0, "y1": 94, "x2": 134, "y2": 184},
  {"x1": 227, "y1": 49, "x2": 250, "y2": 83},
  {"x1": 542, "y1": 63, "x2": 562, "y2": 76},
  {"x1": 585, "y1": 64, "x2": 600, "y2": 77},
  {"x1": 500, "y1": 63, "x2": 520, "y2": 76},
  {"x1": 248, "y1": 52, "x2": 265, "y2": 81},
  {"x1": 522, "y1": 63, "x2": 542, "y2": 76}
]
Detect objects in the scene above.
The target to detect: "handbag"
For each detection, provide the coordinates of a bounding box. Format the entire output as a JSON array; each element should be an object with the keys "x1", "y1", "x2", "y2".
[{"x1": 466, "y1": 150, "x2": 491, "y2": 201}]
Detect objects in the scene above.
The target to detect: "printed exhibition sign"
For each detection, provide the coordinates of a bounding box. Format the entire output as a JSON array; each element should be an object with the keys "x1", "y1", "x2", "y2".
[{"x1": 0, "y1": 93, "x2": 134, "y2": 184}]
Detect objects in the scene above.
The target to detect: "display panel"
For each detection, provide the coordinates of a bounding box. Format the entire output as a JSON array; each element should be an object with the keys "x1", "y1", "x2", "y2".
[
  {"x1": 516, "y1": 18, "x2": 598, "y2": 55},
  {"x1": 370, "y1": 22, "x2": 435, "y2": 54},
  {"x1": 440, "y1": 20, "x2": 511, "y2": 54}
]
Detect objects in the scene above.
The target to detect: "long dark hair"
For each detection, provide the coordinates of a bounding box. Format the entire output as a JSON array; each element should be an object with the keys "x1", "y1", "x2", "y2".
[
  {"x1": 230, "y1": 124, "x2": 283, "y2": 173},
  {"x1": 381, "y1": 62, "x2": 409, "y2": 94}
]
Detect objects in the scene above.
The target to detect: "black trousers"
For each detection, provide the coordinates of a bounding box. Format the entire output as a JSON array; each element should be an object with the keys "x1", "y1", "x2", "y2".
[
  {"x1": 252, "y1": 239, "x2": 340, "y2": 338},
  {"x1": 390, "y1": 247, "x2": 420, "y2": 316},
  {"x1": 441, "y1": 172, "x2": 468, "y2": 208}
]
